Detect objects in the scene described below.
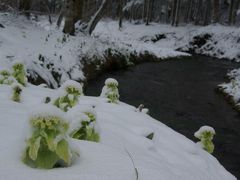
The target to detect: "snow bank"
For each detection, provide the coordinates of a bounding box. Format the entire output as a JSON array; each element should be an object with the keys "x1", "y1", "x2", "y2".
[
  {"x1": 1, "y1": 14, "x2": 239, "y2": 88},
  {"x1": 218, "y1": 68, "x2": 240, "y2": 109},
  {"x1": 94, "y1": 21, "x2": 240, "y2": 61},
  {"x1": 0, "y1": 83, "x2": 236, "y2": 180}
]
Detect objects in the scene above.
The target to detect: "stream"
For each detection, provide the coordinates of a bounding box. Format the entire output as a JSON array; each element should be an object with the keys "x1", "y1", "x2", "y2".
[{"x1": 85, "y1": 55, "x2": 240, "y2": 178}]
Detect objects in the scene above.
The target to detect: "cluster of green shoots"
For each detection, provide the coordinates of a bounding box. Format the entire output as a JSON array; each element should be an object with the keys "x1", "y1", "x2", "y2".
[
  {"x1": 11, "y1": 83, "x2": 23, "y2": 102},
  {"x1": 12, "y1": 63, "x2": 27, "y2": 86},
  {"x1": 54, "y1": 81, "x2": 83, "y2": 112},
  {"x1": 70, "y1": 109, "x2": 100, "y2": 142},
  {"x1": 100, "y1": 78, "x2": 119, "y2": 103},
  {"x1": 0, "y1": 63, "x2": 27, "y2": 103},
  {"x1": 0, "y1": 70, "x2": 14, "y2": 85},
  {"x1": 194, "y1": 126, "x2": 215, "y2": 154},
  {"x1": 23, "y1": 110, "x2": 73, "y2": 169}
]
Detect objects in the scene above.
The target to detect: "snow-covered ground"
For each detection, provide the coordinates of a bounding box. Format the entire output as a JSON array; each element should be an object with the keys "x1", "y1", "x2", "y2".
[
  {"x1": 0, "y1": 82, "x2": 237, "y2": 180},
  {"x1": 218, "y1": 68, "x2": 240, "y2": 109},
  {"x1": 94, "y1": 20, "x2": 240, "y2": 61},
  {"x1": 1, "y1": 13, "x2": 240, "y2": 88}
]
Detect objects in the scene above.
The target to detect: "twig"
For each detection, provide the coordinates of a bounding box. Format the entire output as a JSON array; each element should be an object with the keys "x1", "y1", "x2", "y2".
[{"x1": 124, "y1": 147, "x2": 139, "y2": 180}]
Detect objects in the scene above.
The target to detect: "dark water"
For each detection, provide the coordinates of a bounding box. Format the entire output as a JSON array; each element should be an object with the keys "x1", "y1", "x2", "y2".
[{"x1": 85, "y1": 55, "x2": 240, "y2": 178}]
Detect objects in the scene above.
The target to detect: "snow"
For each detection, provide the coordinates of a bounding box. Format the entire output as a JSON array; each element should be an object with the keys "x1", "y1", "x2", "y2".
[
  {"x1": 60, "y1": 80, "x2": 83, "y2": 93},
  {"x1": 1, "y1": 13, "x2": 239, "y2": 88},
  {"x1": 194, "y1": 126, "x2": 216, "y2": 139},
  {"x1": 104, "y1": 78, "x2": 118, "y2": 86},
  {"x1": 0, "y1": 83, "x2": 236, "y2": 180},
  {"x1": 94, "y1": 21, "x2": 240, "y2": 61},
  {"x1": 218, "y1": 68, "x2": 240, "y2": 107},
  {"x1": 27, "y1": 104, "x2": 67, "y2": 122}
]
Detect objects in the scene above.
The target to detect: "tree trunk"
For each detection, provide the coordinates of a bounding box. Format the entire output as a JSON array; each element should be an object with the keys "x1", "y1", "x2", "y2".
[
  {"x1": 212, "y1": 0, "x2": 220, "y2": 23},
  {"x1": 195, "y1": 0, "x2": 203, "y2": 25},
  {"x1": 43, "y1": 0, "x2": 52, "y2": 24},
  {"x1": 63, "y1": 0, "x2": 84, "y2": 35},
  {"x1": 86, "y1": 0, "x2": 109, "y2": 35},
  {"x1": 232, "y1": 0, "x2": 240, "y2": 24},
  {"x1": 204, "y1": 0, "x2": 211, "y2": 25},
  {"x1": 145, "y1": 0, "x2": 151, "y2": 25},
  {"x1": 228, "y1": 0, "x2": 234, "y2": 25},
  {"x1": 174, "y1": 0, "x2": 181, "y2": 26},
  {"x1": 63, "y1": 0, "x2": 75, "y2": 35},
  {"x1": 119, "y1": 0, "x2": 123, "y2": 29},
  {"x1": 171, "y1": 0, "x2": 177, "y2": 26},
  {"x1": 19, "y1": 0, "x2": 31, "y2": 18},
  {"x1": 185, "y1": 0, "x2": 193, "y2": 23},
  {"x1": 57, "y1": 8, "x2": 64, "y2": 28}
]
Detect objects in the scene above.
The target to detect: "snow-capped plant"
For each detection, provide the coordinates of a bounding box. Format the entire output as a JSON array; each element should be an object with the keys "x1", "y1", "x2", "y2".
[
  {"x1": 136, "y1": 104, "x2": 149, "y2": 114},
  {"x1": 69, "y1": 107, "x2": 100, "y2": 142},
  {"x1": 12, "y1": 63, "x2": 27, "y2": 86},
  {"x1": 54, "y1": 80, "x2": 83, "y2": 112},
  {"x1": 100, "y1": 78, "x2": 119, "y2": 103},
  {"x1": 23, "y1": 106, "x2": 73, "y2": 169},
  {"x1": 11, "y1": 83, "x2": 23, "y2": 102},
  {"x1": 0, "y1": 70, "x2": 14, "y2": 85},
  {"x1": 194, "y1": 126, "x2": 216, "y2": 154}
]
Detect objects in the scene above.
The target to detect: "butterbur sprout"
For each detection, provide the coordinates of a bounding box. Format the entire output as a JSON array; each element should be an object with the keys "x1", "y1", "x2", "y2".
[
  {"x1": 68, "y1": 107, "x2": 100, "y2": 142},
  {"x1": 12, "y1": 83, "x2": 23, "y2": 102},
  {"x1": 100, "y1": 78, "x2": 119, "y2": 103},
  {"x1": 23, "y1": 106, "x2": 74, "y2": 169},
  {"x1": 0, "y1": 70, "x2": 14, "y2": 85},
  {"x1": 194, "y1": 126, "x2": 216, "y2": 154},
  {"x1": 12, "y1": 62, "x2": 27, "y2": 86},
  {"x1": 54, "y1": 80, "x2": 83, "y2": 112}
]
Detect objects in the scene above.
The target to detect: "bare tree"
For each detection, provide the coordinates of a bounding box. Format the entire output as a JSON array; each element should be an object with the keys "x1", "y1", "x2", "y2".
[
  {"x1": 63, "y1": 0, "x2": 75, "y2": 35},
  {"x1": 145, "y1": 0, "x2": 151, "y2": 25},
  {"x1": 119, "y1": 0, "x2": 124, "y2": 29},
  {"x1": 232, "y1": 0, "x2": 240, "y2": 24},
  {"x1": 86, "y1": 0, "x2": 109, "y2": 35},
  {"x1": 228, "y1": 0, "x2": 234, "y2": 25},
  {"x1": 19, "y1": 0, "x2": 31, "y2": 18},
  {"x1": 171, "y1": 0, "x2": 177, "y2": 26},
  {"x1": 174, "y1": 0, "x2": 181, "y2": 26},
  {"x1": 212, "y1": 0, "x2": 220, "y2": 23}
]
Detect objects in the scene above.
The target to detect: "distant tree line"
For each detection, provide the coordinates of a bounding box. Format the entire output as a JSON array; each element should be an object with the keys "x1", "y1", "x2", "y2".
[{"x1": 0, "y1": 0, "x2": 239, "y2": 35}]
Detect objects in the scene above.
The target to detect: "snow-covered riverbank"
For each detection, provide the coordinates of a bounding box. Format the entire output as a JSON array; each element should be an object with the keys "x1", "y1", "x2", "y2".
[
  {"x1": 218, "y1": 68, "x2": 240, "y2": 110},
  {"x1": 1, "y1": 13, "x2": 240, "y2": 88},
  {"x1": 0, "y1": 82, "x2": 236, "y2": 180}
]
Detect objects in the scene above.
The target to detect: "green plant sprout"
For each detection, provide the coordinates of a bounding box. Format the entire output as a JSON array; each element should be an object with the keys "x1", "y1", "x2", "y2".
[
  {"x1": 23, "y1": 108, "x2": 73, "y2": 169},
  {"x1": 54, "y1": 80, "x2": 83, "y2": 112},
  {"x1": 11, "y1": 83, "x2": 23, "y2": 102},
  {"x1": 12, "y1": 63, "x2": 27, "y2": 86},
  {"x1": 69, "y1": 109, "x2": 100, "y2": 142},
  {"x1": 0, "y1": 70, "x2": 14, "y2": 85},
  {"x1": 194, "y1": 126, "x2": 216, "y2": 154},
  {"x1": 100, "y1": 78, "x2": 119, "y2": 103}
]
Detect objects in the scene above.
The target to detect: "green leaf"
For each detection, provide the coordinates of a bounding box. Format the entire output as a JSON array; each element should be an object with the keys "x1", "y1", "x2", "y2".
[
  {"x1": 56, "y1": 139, "x2": 70, "y2": 165},
  {"x1": 28, "y1": 137, "x2": 41, "y2": 161},
  {"x1": 35, "y1": 146, "x2": 59, "y2": 169},
  {"x1": 41, "y1": 131, "x2": 56, "y2": 151}
]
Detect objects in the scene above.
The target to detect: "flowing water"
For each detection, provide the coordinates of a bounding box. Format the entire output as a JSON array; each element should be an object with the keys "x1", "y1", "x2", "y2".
[{"x1": 85, "y1": 55, "x2": 240, "y2": 178}]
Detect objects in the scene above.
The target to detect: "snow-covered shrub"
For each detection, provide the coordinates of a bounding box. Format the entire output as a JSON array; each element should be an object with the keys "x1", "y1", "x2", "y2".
[
  {"x1": 100, "y1": 78, "x2": 119, "y2": 103},
  {"x1": 11, "y1": 83, "x2": 23, "y2": 102},
  {"x1": 0, "y1": 70, "x2": 14, "y2": 85},
  {"x1": 194, "y1": 126, "x2": 215, "y2": 154},
  {"x1": 23, "y1": 106, "x2": 73, "y2": 169},
  {"x1": 68, "y1": 107, "x2": 100, "y2": 142},
  {"x1": 53, "y1": 80, "x2": 83, "y2": 112},
  {"x1": 12, "y1": 63, "x2": 27, "y2": 86}
]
